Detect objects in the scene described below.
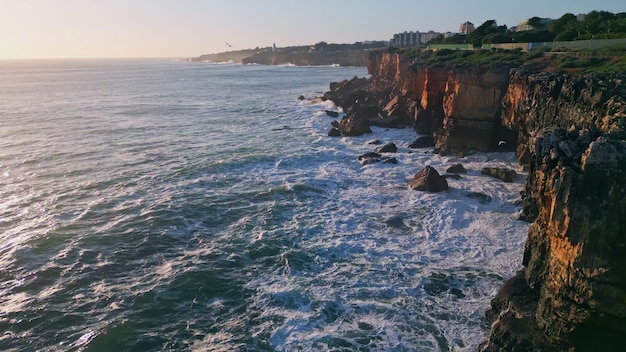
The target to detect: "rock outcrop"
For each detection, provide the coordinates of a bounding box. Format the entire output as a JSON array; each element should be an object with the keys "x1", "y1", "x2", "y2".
[
  {"x1": 325, "y1": 52, "x2": 514, "y2": 154},
  {"x1": 481, "y1": 71, "x2": 626, "y2": 352}
]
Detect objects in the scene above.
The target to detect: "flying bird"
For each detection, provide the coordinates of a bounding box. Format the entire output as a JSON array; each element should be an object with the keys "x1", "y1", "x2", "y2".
[{"x1": 225, "y1": 42, "x2": 233, "y2": 48}]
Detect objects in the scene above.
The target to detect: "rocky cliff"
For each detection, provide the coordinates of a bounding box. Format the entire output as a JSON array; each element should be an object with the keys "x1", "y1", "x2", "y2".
[
  {"x1": 481, "y1": 70, "x2": 626, "y2": 352},
  {"x1": 324, "y1": 51, "x2": 626, "y2": 351},
  {"x1": 326, "y1": 52, "x2": 515, "y2": 153}
]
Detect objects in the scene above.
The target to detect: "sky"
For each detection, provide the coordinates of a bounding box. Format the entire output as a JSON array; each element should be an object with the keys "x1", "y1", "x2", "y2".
[{"x1": 0, "y1": 0, "x2": 624, "y2": 59}]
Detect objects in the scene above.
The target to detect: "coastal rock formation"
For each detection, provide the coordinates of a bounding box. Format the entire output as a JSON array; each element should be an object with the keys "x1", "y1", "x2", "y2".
[
  {"x1": 501, "y1": 69, "x2": 626, "y2": 166},
  {"x1": 323, "y1": 51, "x2": 626, "y2": 350},
  {"x1": 326, "y1": 52, "x2": 513, "y2": 154},
  {"x1": 481, "y1": 130, "x2": 626, "y2": 352},
  {"x1": 481, "y1": 70, "x2": 626, "y2": 351}
]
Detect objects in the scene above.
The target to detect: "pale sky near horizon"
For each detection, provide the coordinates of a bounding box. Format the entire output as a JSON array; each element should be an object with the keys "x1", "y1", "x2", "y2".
[{"x1": 0, "y1": 0, "x2": 624, "y2": 59}]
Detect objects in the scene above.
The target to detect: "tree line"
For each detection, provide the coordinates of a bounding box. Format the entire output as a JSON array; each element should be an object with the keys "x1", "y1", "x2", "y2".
[{"x1": 430, "y1": 10, "x2": 626, "y2": 47}]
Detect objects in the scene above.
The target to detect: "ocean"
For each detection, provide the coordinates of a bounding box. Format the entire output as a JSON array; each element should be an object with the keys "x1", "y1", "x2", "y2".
[{"x1": 0, "y1": 59, "x2": 529, "y2": 351}]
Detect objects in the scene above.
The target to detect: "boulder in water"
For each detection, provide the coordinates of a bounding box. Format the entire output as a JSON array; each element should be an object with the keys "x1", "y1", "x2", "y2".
[
  {"x1": 375, "y1": 142, "x2": 398, "y2": 153},
  {"x1": 409, "y1": 166, "x2": 448, "y2": 192}
]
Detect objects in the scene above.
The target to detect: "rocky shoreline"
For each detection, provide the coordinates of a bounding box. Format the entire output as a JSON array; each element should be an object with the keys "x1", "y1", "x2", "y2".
[{"x1": 320, "y1": 51, "x2": 626, "y2": 351}]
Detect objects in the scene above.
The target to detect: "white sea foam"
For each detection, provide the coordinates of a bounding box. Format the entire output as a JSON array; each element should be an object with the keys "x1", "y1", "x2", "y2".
[{"x1": 241, "y1": 98, "x2": 529, "y2": 351}]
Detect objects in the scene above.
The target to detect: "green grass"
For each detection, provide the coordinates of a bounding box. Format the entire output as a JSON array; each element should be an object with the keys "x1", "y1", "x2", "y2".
[{"x1": 396, "y1": 46, "x2": 625, "y2": 73}]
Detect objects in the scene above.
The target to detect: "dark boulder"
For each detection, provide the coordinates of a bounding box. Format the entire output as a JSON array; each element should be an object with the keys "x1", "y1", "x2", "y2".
[
  {"x1": 338, "y1": 115, "x2": 372, "y2": 136},
  {"x1": 446, "y1": 163, "x2": 467, "y2": 174},
  {"x1": 358, "y1": 152, "x2": 382, "y2": 161},
  {"x1": 382, "y1": 157, "x2": 398, "y2": 164},
  {"x1": 328, "y1": 128, "x2": 341, "y2": 137},
  {"x1": 330, "y1": 120, "x2": 340, "y2": 128},
  {"x1": 359, "y1": 157, "x2": 380, "y2": 166},
  {"x1": 408, "y1": 135, "x2": 434, "y2": 149},
  {"x1": 481, "y1": 167, "x2": 517, "y2": 182},
  {"x1": 357, "y1": 152, "x2": 381, "y2": 166},
  {"x1": 367, "y1": 139, "x2": 381, "y2": 145},
  {"x1": 409, "y1": 166, "x2": 449, "y2": 192},
  {"x1": 297, "y1": 95, "x2": 306, "y2": 100},
  {"x1": 375, "y1": 142, "x2": 398, "y2": 153},
  {"x1": 325, "y1": 110, "x2": 339, "y2": 118}
]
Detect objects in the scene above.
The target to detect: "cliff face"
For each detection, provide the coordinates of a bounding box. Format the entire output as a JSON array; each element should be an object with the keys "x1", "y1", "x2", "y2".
[
  {"x1": 481, "y1": 71, "x2": 626, "y2": 351},
  {"x1": 324, "y1": 52, "x2": 626, "y2": 351},
  {"x1": 365, "y1": 52, "x2": 513, "y2": 154}
]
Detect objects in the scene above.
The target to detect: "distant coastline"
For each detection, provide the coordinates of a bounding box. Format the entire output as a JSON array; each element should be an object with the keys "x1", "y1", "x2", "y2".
[{"x1": 187, "y1": 42, "x2": 388, "y2": 67}]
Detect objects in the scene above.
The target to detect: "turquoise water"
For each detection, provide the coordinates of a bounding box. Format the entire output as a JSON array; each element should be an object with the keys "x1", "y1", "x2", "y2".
[{"x1": 0, "y1": 59, "x2": 528, "y2": 351}]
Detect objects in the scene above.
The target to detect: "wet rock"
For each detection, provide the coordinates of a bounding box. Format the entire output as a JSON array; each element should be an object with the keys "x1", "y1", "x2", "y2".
[
  {"x1": 330, "y1": 120, "x2": 340, "y2": 128},
  {"x1": 466, "y1": 192, "x2": 492, "y2": 204},
  {"x1": 408, "y1": 135, "x2": 434, "y2": 149},
  {"x1": 338, "y1": 114, "x2": 372, "y2": 136},
  {"x1": 328, "y1": 128, "x2": 341, "y2": 137},
  {"x1": 446, "y1": 163, "x2": 467, "y2": 173},
  {"x1": 359, "y1": 157, "x2": 380, "y2": 166},
  {"x1": 357, "y1": 152, "x2": 382, "y2": 166},
  {"x1": 297, "y1": 95, "x2": 306, "y2": 100},
  {"x1": 382, "y1": 157, "x2": 398, "y2": 164},
  {"x1": 325, "y1": 110, "x2": 339, "y2": 118},
  {"x1": 375, "y1": 142, "x2": 397, "y2": 153},
  {"x1": 481, "y1": 167, "x2": 516, "y2": 182},
  {"x1": 409, "y1": 166, "x2": 448, "y2": 192},
  {"x1": 358, "y1": 152, "x2": 381, "y2": 160},
  {"x1": 366, "y1": 139, "x2": 381, "y2": 145}
]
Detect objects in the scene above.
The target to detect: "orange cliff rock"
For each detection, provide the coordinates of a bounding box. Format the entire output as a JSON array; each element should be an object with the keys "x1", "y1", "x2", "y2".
[
  {"x1": 360, "y1": 52, "x2": 513, "y2": 153},
  {"x1": 481, "y1": 70, "x2": 626, "y2": 351}
]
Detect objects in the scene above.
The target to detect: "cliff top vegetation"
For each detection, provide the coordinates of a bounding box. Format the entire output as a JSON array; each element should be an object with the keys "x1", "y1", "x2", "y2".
[
  {"x1": 430, "y1": 10, "x2": 626, "y2": 47},
  {"x1": 397, "y1": 43, "x2": 626, "y2": 74}
]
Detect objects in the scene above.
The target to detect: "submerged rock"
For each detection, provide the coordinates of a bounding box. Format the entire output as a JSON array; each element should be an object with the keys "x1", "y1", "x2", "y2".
[
  {"x1": 382, "y1": 157, "x2": 398, "y2": 164},
  {"x1": 481, "y1": 167, "x2": 516, "y2": 182},
  {"x1": 328, "y1": 128, "x2": 341, "y2": 137},
  {"x1": 465, "y1": 192, "x2": 492, "y2": 204}
]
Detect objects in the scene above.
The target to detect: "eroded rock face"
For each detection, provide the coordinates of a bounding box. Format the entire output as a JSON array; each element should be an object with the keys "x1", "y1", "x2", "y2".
[
  {"x1": 327, "y1": 52, "x2": 512, "y2": 154},
  {"x1": 482, "y1": 125, "x2": 626, "y2": 351},
  {"x1": 501, "y1": 70, "x2": 626, "y2": 166},
  {"x1": 435, "y1": 66, "x2": 512, "y2": 155}
]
